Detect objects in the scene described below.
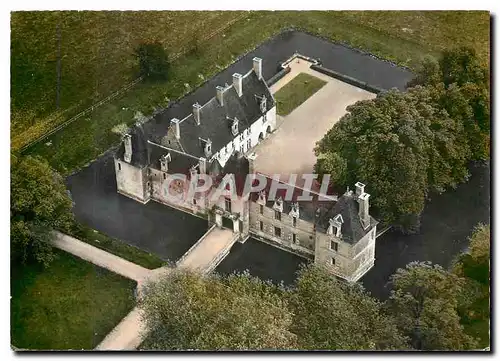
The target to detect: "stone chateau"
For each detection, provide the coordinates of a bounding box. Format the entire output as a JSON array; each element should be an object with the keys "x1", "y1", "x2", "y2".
[{"x1": 114, "y1": 57, "x2": 378, "y2": 282}]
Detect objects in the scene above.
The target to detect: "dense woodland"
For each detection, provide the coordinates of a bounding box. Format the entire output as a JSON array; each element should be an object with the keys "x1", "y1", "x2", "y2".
[{"x1": 315, "y1": 47, "x2": 490, "y2": 233}]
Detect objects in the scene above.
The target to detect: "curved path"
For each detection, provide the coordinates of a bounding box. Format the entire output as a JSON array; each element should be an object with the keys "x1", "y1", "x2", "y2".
[{"x1": 53, "y1": 227, "x2": 236, "y2": 351}]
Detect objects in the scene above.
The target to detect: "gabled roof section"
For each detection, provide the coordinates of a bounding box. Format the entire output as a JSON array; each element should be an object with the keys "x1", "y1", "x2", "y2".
[
  {"x1": 143, "y1": 70, "x2": 273, "y2": 157},
  {"x1": 174, "y1": 71, "x2": 274, "y2": 158},
  {"x1": 318, "y1": 192, "x2": 378, "y2": 244},
  {"x1": 115, "y1": 123, "x2": 150, "y2": 168}
]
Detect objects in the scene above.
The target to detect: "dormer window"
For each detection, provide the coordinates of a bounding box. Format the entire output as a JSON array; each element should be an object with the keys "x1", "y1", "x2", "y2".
[
  {"x1": 273, "y1": 196, "x2": 284, "y2": 213},
  {"x1": 260, "y1": 95, "x2": 267, "y2": 113},
  {"x1": 328, "y1": 214, "x2": 344, "y2": 238},
  {"x1": 202, "y1": 138, "x2": 212, "y2": 158},
  {"x1": 231, "y1": 118, "x2": 239, "y2": 136}
]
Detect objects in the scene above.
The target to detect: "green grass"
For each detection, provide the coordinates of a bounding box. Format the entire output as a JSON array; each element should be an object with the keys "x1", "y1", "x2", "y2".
[
  {"x1": 274, "y1": 72, "x2": 327, "y2": 116},
  {"x1": 17, "y1": 11, "x2": 490, "y2": 174},
  {"x1": 67, "y1": 221, "x2": 166, "y2": 269},
  {"x1": 11, "y1": 249, "x2": 136, "y2": 350}
]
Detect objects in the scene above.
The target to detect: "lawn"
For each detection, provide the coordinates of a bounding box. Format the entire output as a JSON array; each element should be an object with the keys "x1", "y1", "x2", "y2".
[
  {"x1": 67, "y1": 221, "x2": 167, "y2": 269},
  {"x1": 15, "y1": 11, "x2": 490, "y2": 174},
  {"x1": 274, "y1": 73, "x2": 327, "y2": 116},
  {"x1": 11, "y1": 249, "x2": 136, "y2": 350}
]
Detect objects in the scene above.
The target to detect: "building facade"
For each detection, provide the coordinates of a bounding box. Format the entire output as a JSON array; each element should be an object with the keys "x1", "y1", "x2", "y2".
[{"x1": 114, "y1": 57, "x2": 378, "y2": 282}]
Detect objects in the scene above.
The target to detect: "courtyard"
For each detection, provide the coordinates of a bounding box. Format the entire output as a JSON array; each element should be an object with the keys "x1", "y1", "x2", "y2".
[{"x1": 253, "y1": 59, "x2": 376, "y2": 179}]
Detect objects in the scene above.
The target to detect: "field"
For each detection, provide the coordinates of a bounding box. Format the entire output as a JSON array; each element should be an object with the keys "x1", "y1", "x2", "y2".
[
  {"x1": 11, "y1": 250, "x2": 136, "y2": 350},
  {"x1": 274, "y1": 73, "x2": 327, "y2": 116},
  {"x1": 12, "y1": 11, "x2": 489, "y2": 173}
]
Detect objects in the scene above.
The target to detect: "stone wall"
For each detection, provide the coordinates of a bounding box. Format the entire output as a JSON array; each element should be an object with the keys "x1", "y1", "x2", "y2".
[
  {"x1": 114, "y1": 158, "x2": 149, "y2": 203},
  {"x1": 249, "y1": 201, "x2": 315, "y2": 258}
]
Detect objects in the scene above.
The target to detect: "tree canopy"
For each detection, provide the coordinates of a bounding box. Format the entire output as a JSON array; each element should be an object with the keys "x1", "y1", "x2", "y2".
[
  {"x1": 314, "y1": 47, "x2": 489, "y2": 232},
  {"x1": 11, "y1": 154, "x2": 74, "y2": 266},
  {"x1": 140, "y1": 270, "x2": 297, "y2": 350},
  {"x1": 452, "y1": 224, "x2": 490, "y2": 347},
  {"x1": 386, "y1": 261, "x2": 477, "y2": 350},
  {"x1": 135, "y1": 42, "x2": 170, "y2": 81},
  {"x1": 287, "y1": 264, "x2": 408, "y2": 350}
]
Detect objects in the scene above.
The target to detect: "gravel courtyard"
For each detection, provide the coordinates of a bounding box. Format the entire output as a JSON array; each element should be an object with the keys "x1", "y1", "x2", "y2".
[{"x1": 253, "y1": 60, "x2": 376, "y2": 180}]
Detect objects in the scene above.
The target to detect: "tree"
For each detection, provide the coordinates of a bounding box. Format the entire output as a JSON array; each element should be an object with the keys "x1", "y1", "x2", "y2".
[
  {"x1": 287, "y1": 264, "x2": 409, "y2": 350},
  {"x1": 135, "y1": 42, "x2": 170, "y2": 81},
  {"x1": 314, "y1": 88, "x2": 470, "y2": 232},
  {"x1": 140, "y1": 269, "x2": 297, "y2": 350},
  {"x1": 386, "y1": 261, "x2": 477, "y2": 350},
  {"x1": 10, "y1": 154, "x2": 74, "y2": 266},
  {"x1": 409, "y1": 47, "x2": 490, "y2": 159},
  {"x1": 452, "y1": 224, "x2": 490, "y2": 347}
]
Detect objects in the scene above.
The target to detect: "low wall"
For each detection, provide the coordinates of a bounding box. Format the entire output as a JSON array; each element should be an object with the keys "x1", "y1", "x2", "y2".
[
  {"x1": 310, "y1": 64, "x2": 384, "y2": 94},
  {"x1": 266, "y1": 66, "x2": 291, "y2": 87}
]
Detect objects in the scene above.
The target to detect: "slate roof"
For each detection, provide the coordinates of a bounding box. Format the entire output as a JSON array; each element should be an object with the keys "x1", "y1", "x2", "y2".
[
  {"x1": 116, "y1": 68, "x2": 274, "y2": 168},
  {"x1": 115, "y1": 123, "x2": 150, "y2": 168},
  {"x1": 249, "y1": 175, "x2": 377, "y2": 244},
  {"x1": 172, "y1": 71, "x2": 274, "y2": 158},
  {"x1": 318, "y1": 192, "x2": 378, "y2": 244}
]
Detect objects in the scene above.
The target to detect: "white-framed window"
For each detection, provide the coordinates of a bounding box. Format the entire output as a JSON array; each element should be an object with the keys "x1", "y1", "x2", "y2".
[
  {"x1": 247, "y1": 139, "x2": 251, "y2": 150},
  {"x1": 331, "y1": 257, "x2": 336, "y2": 266},
  {"x1": 292, "y1": 233, "x2": 297, "y2": 244}
]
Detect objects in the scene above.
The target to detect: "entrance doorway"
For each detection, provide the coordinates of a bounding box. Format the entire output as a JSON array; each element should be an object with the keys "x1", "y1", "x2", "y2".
[{"x1": 222, "y1": 216, "x2": 233, "y2": 230}]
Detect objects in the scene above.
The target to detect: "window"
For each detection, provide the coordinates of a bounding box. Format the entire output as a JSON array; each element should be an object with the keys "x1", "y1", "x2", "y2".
[
  {"x1": 240, "y1": 145, "x2": 244, "y2": 154},
  {"x1": 240, "y1": 134, "x2": 244, "y2": 141},
  {"x1": 260, "y1": 205, "x2": 264, "y2": 215},
  {"x1": 292, "y1": 233, "x2": 297, "y2": 244},
  {"x1": 224, "y1": 198, "x2": 231, "y2": 213},
  {"x1": 275, "y1": 210, "x2": 281, "y2": 221},
  {"x1": 293, "y1": 217, "x2": 297, "y2": 227},
  {"x1": 193, "y1": 198, "x2": 197, "y2": 205},
  {"x1": 163, "y1": 173, "x2": 166, "y2": 180},
  {"x1": 331, "y1": 257, "x2": 336, "y2": 266},
  {"x1": 118, "y1": 163, "x2": 121, "y2": 171},
  {"x1": 262, "y1": 114, "x2": 267, "y2": 123},
  {"x1": 331, "y1": 241, "x2": 339, "y2": 252},
  {"x1": 274, "y1": 226, "x2": 281, "y2": 237},
  {"x1": 247, "y1": 139, "x2": 251, "y2": 150},
  {"x1": 259, "y1": 221, "x2": 263, "y2": 231}
]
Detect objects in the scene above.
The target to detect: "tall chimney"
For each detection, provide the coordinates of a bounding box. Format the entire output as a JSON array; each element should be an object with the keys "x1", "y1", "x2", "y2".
[
  {"x1": 199, "y1": 157, "x2": 207, "y2": 174},
  {"x1": 193, "y1": 103, "x2": 201, "y2": 125},
  {"x1": 358, "y1": 192, "x2": 370, "y2": 229},
  {"x1": 123, "y1": 134, "x2": 132, "y2": 163},
  {"x1": 355, "y1": 182, "x2": 365, "y2": 198},
  {"x1": 233, "y1": 73, "x2": 243, "y2": 97},
  {"x1": 160, "y1": 153, "x2": 171, "y2": 172},
  {"x1": 253, "y1": 57, "x2": 263, "y2": 80},
  {"x1": 216, "y1": 86, "x2": 225, "y2": 106},
  {"x1": 171, "y1": 118, "x2": 181, "y2": 140}
]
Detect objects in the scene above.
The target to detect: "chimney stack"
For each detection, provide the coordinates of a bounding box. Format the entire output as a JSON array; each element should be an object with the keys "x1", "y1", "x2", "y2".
[
  {"x1": 193, "y1": 103, "x2": 201, "y2": 125},
  {"x1": 358, "y1": 192, "x2": 370, "y2": 229},
  {"x1": 355, "y1": 182, "x2": 365, "y2": 198},
  {"x1": 253, "y1": 57, "x2": 263, "y2": 80},
  {"x1": 171, "y1": 118, "x2": 181, "y2": 140},
  {"x1": 199, "y1": 157, "x2": 207, "y2": 174},
  {"x1": 123, "y1": 134, "x2": 132, "y2": 163},
  {"x1": 216, "y1": 86, "x2": 225, "y2": 106},
  {"x1": 233, "y1": 73, "x2": 243, "y2": 97},
  {"x1": 160, "y1": 153, "x2": 171, "y2": 172}
]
